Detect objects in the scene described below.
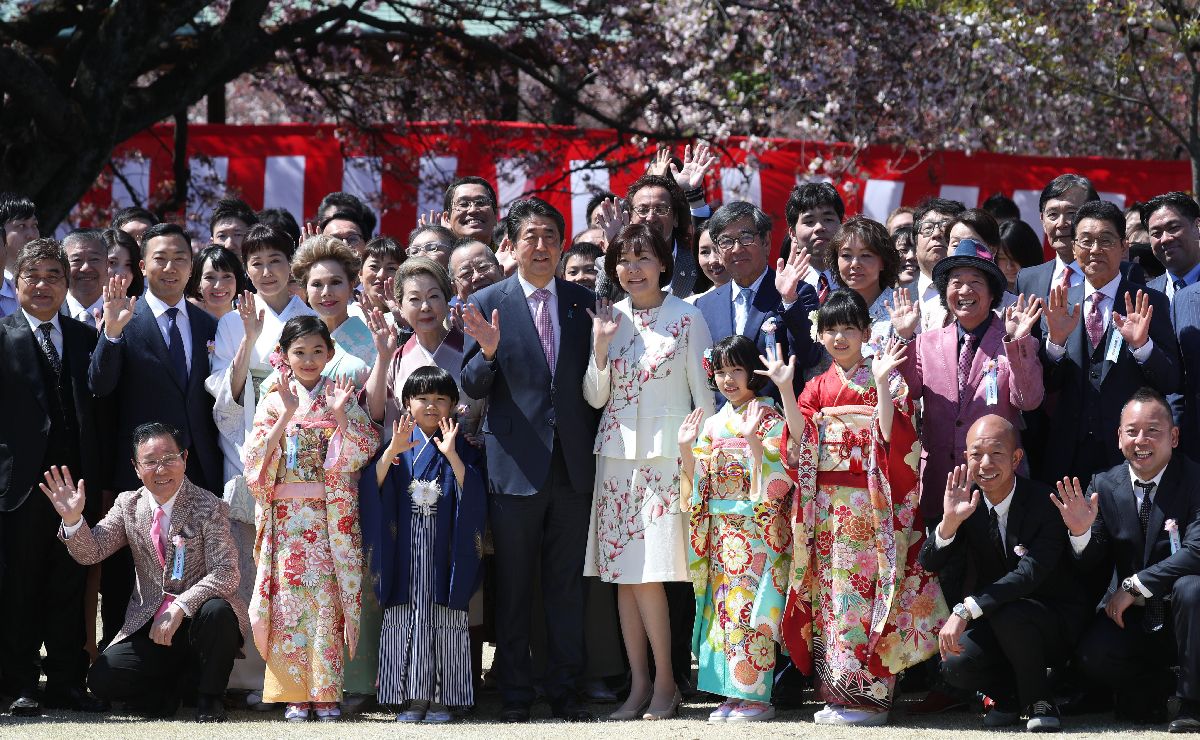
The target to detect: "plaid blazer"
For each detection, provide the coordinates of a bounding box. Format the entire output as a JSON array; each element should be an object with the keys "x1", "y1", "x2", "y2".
[{"x1": 60, "y1": 477, "x2": 247, "y2": 646}]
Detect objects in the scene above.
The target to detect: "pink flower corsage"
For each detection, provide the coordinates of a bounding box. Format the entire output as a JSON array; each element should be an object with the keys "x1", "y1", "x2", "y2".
[
  {"x1": 701, "y1": 348, "x2": 713, "y2": 378},
  {"x1": 982, "y1": 359, "x2": 998, "y2": 374},
  {"x1": 206, "y1": 339, "x2": 216, "y2": 354},
  {"x1": 267, "y1": 346, "x2": 287, "y2": 371}
]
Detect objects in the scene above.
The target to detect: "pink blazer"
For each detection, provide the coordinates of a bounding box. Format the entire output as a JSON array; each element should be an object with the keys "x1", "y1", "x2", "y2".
[{"x1": 900, "y1": 318, "x2": 1043, "y2": 521}]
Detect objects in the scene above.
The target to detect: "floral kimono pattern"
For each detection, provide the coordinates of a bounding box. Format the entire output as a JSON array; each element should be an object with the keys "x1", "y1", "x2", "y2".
[
  {"x1": 688, "y1": 398, "x2": 794, "y2": 701},
  {"x1": 779, "y1": 362, "x2": 946, "y2": 709},
  {"x1": 244, "y1": 377, "x2": 380, "y2": 703}
]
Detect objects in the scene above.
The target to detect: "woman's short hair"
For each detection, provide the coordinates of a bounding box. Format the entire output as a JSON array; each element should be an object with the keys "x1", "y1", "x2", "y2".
[
  {"x1": 998, "y1": 219, "x2": 1045, "y2": 269},
  {"x1": 603, "y1": 223, "x2": 674, "y2": 288},
  {"x1": 241, "y1": 223, "x2": 296, "y2": 266},
  {"x1": 291, "y1": 234, "x2": 361, "y2": 286},
  {"x1": 830, "y1": 216, "x2": 900, "y2": 291},
  {"x1": 817, "y1": 289, "x2": 871, "y2": 333},
  {"x1": 401, "y1": 365, "x2": 461, "y2": 406},
  {"x1": 705, "y1": 334, "x2": 768, "y2": 393},
  {"x1": 186, "y1": 245, "x2": 249, "y2": 300},
  {"x1": 393, "y1": 257, "x2": 452, "y2": 303}
]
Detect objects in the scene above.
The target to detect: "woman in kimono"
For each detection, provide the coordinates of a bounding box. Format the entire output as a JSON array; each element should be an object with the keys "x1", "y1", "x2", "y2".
[
  {"x1": 582, "y1": 224, "x2": 713, "y2": 721},
  {"x1": 293, "y1": 235, "x2": 376, "y2": 368},
  {"x1": 774, "y1": 289, "x2": 946, "y2": 726},
  {"x1": 359, "y1": 366, "x2": 487, "y2": 723},
  {"x1": 678, "y1": 334, "x2": 793, "y2": 722},
  {"x1": 243, "y1": 315, "x2": 380, "y2": 722}
]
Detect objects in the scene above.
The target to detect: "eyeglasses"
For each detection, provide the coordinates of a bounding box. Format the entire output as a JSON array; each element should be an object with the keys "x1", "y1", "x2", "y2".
[
  {"x1": 455, "y1": 261, "x2": 499, "y2": 279},
  {"x1": 917, "y1": 220, "x2": 951, "y2": 237},
  {"x1": 1075, "y1": 236, "x2": 1122, "y2": 252},
  {"x1": 632, "y1": 204, "x2": 672, "y2": 217},
  {"x1": 18, "y1": 272, "x2": 65, "y2": 286},
  {"x1": 715, "y1": 231, "x2": 759, "y2": 252},
  {"x1": 452, "y1": 198, "x2": 494, "y2": 213},
  {"x1": 332, "y1": 232, "x2": 365, "y2": 247},
  {"x1": 136, "y1": 452, "x2": 185, "y2": 470},
  {"x1": 408, "y1": 242, "x2": 450, "y2": 257}
]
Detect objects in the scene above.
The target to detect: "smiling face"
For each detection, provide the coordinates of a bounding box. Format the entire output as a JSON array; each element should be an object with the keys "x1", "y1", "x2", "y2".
[
  {"x1": 1147, "y1": 204, "x2": 1200, "y2": 277},
  {"x1": 133, "y1": 434, "x2": 187, "y2": 502},
  {"x1": 614, "y1": 244, "x2": 664, "y2": 300},
  {"x1": 513, "y1": 214, "x2": 562, "y2": 287},
  {"x1": 947, "y1": 222, "x2": 984, "y2": 251},
  {"x1": 449, "y1": 241, "x2": 502, "y2": 299},
  {"x1": 408, "y1": 230, "x2": 453, "y2": 269},
  {"x1": 16, "y1": 257, "x2": 68, "y2": 321},
  {"x1": 712, "y1": 363, "x2": 754, "y2": 406},
  {"x1": 141, "y1": 234, "x2": 192, "y2": 305},
  {"x1": 198, "y1": 260, "x2": 236, "y2": 312},
  {"x1": 284, "y1": 333, "x2": 333, "y2": 388},
  {"x1": 65, "y1": 237, "x2": 107, "y2": 306},
  {"x1": 792, "y1": 205, "x2": 841, "y2": 271},
  {"x1": 630, "y1": 186, "x2": 676, "y2": 244},
  {"x1": 820, "y1": 323, "x2": 865, "y2": 370},
  {"x1": 306, "y1": 260, "x2": 352, "y2": 324},
  {"x1": 713, "y1": 215, "x2": 769, "y2": 286},
  {"x1": 1072, "y1": 216, "x2": 1124, "y2": 288},
  {"x1": 359, "y1": 253, "x2": 400, "y2": 304},
  {"x1": 406, "y1": 392, "x2": 455, "y2": 436},
  {"x1": 837, "y1": 236, "x2": 882, "y2": 297},
  {"x1": 245, "y1": 248, "x2": 291, "y2": 303},
  {"x1": 896, "y1": 236, "x2": 919, "y2": 285},
  {"x1": 1119, "y1": 399, "x2": 1178, "y2": 480},
  {"x1": 965, "y1": 416, "x2": 1023, "y2": 502},
  {"x1": 1041, "y1": 188, "x2": 1089, "y2": 263},
  {"x1": 994, "y1": 246, "x2": 1020, "y2": 291},
  {"x1": 945, "y1": 266, "x2": 993, "y2": 330},
  {"x1": 5, "y1": 215, "x2": 38, "y2": 264},
  {"x1": 447, "y1": 183, "x2": 498, "y2": 241},
  {"x1": 399, "y1": 272, "x2": 449, "y2": 341},
  {"x1": 696, "y1": 229, "x2": 728, "y2": 286}
]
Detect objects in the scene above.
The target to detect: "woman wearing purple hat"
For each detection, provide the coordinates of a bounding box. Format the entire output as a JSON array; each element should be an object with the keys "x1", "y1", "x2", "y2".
[{"x1": 885, "y1": 238, "x2": 1046, "y2": 525}]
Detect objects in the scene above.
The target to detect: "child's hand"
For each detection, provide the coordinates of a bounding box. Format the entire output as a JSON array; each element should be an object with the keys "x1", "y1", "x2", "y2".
[
  {"x1": 738, "y1": 400, "x2": 768, "y2": 444},
  {"x1": 755, "y1": 344, "x2": 795, "y2": 389},
  {"x1": 871, "y1": 336, "x2": 907, "y2": 386},
  {"x1": 329, "y1": 376, "x2": 356, "y2": 415},
  {"x1": 277, "y1": 367, "x2": 299, "y2": 416},
  {"x1": 435, "y1": 417, "x2": 460, "y2": 457},
  {"x1": 386, "y1": 416, "x2": 418, "y2": 459},
  {"x1": 677, "y1": 408, "x2": 705, "y2": 448}
]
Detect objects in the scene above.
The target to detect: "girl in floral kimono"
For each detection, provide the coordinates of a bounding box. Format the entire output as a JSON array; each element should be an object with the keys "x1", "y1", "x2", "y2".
[
  {"x1": 359, "y1": 366, "x2": 486, "y2": 724},
  {"x1": 774, "y1": 289, "x2": 946, "y2": 726},
  {"x1": 679, "y1": 335, "x2": 793, "y2": 723},
  {"x1": 244, "y1": 315, "x2": 380, "y2": 722}
]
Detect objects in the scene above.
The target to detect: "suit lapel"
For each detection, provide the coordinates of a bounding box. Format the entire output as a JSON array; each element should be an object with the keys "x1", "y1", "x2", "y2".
[
  {"x1": 745, "y1": 271, "x2": 778, "y2": 339},
  {"x1": 185, "y1": 304, "x2": 209, "y2": 394},
  {"x1": 554, "y1": 278, "x2": 586, "y2": 381},
  {"x1": 1066, "y1": 280, "x2": 1088, "y2": 368},
  {"x1": 1144, "y1": 460, "x2": 1177, "y2": 567},
  {"x1": 1003, "y1": 484, "x2": 1027, "y2": 564},
  {"x1": 966, "y1": 319, "x2": 1003, "y2": 392},
  {"x1": 671, "y1": 247, "x2": 697, "y2": 297},
  {"x1": 708, "y1": 282, "x2": 734, "y2": 340},
  {"x1": 6, "y1": 317, "x2": 50, "y2": 414},
  {"x1": 133, "y1": 299, "x2": 174, "y2": 372},
  {"x1": 936, "y1": 326, "x2": 958, "y2": 401},
  {"x1": 1098, "y1": 280, "x2": 1132, "y2": 387},
  {"x1": 1108, "y1": 472, "x2": 1143, "y2": 564}
]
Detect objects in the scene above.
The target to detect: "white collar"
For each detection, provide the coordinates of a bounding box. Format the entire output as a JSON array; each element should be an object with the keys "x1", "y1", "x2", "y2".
[
  {"x1": 1083, "y1": 272, "x2": 1122, "y2": 303},
  {"x1": 21, "y1": 308, "x2": 61, "y2": 334},
  {"x1": 1129, "y1": 464, "x2": 1168, "y2": 490},
  {"x1": 517, "y1": 272, "x2": 557, "y2": 299},
  {"x1": 917, "y1": 271, "x2": 938, "y2": 297},
  {"x1": 0, "y1": 277, "x2": 16, "y2": 298},
  {"x1": 65, "y1": 292, "x2": 102, "y2": 318},
  {"x1": 732, "y1": 269, "x2": 768, "y2": 295},
  {"x1": 141, "y1": 482, "x2": 184, "y2": 517},
  {"x1": 1053, "y1": 256, "x2": 1081, "y2": 276},
  {"x1": 143, "y1": 290, "x2": 189, "y2": 319},
  {"x1": 983, "y1": 481, "x2": 1017, "y2": 519}
]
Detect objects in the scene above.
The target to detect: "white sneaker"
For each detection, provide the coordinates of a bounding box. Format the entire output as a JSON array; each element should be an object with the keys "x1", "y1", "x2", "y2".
[
  {"x1": 825, "y1": 706, "x2": 889, "y2": 726},
  {"x1": 814, "y1": 704, "x2": 840, "y2": 724},
  {"x1": 727, "y1": 702, "x2": 775, "y2": 722}
]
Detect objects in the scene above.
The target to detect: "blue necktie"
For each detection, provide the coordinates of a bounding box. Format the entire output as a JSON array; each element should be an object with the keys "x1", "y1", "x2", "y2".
[{"x1": 166, "y1": 307, "x2": 188, "y2": 387}]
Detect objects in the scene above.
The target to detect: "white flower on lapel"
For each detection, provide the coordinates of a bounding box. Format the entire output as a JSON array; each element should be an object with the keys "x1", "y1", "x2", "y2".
[
  {"x1": 1013, "y1": 544, "x2": 1028, "y2": 557},
  {"x1": 410, "y1": 479, "x2": 441, "y2": 516}
]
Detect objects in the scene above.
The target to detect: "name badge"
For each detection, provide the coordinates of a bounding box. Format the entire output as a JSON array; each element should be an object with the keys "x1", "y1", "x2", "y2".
[
  {"x1": 1105, "y1": 330, "x2": 1123, "y2": 363},
  {"x1": 984, "y1": 370, "x2": 999, "y2": 406},
  {"x1": 285, "y1": 431, "x2": 299, "y2": 469},
  {"x1": 171, "y1": 540, "x2": 185, "y2": 580}
]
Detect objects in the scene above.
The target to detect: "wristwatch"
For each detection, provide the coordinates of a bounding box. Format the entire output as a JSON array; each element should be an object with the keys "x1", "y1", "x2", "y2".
[
  {"x1": 1121, "y1": 576, "x2": 1141, "y2": 596},
  {"x1": 952, "y1": 602, "x2": 973, "y2": 621}
]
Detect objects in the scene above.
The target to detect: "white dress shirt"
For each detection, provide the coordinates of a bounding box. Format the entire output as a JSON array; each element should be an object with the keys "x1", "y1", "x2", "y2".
[
  {"x1": 916, "y1": 272, "x2": 948, "y2": 333},
  {"x1": 0, "y1": 277, "x2": 18, "y2": 318},
  {"x1": 1069, "y1": 465, "x2": 1168, "y2": 596},
  {"x1": 936, "y1": 482, "x2": 1016, "y2": 619},
  {"x1": 22, "y1": 309, "x2": 63, "y2": 357},
  {"x1": 517, "y1": 272, "x2": 560, "y2": 357},
  {"x1": 1164, "y1": 261, "x2": 1200, "y2": 303},
  {"x1": 63, "y1": 292, "x2": 103, "y2": 327},
  {"x1": 1045, "y1": 273, "x2": 1154, "y2": 363}
]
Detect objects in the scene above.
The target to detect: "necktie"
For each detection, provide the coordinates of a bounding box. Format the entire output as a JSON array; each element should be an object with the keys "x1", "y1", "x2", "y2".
[
  {"x1": 1174, "y1": 278, "x2": 1187, "y2": 295},
  {"x1": 1085, "y1": 293, "x2": 1105, "y2": 352},
  {"x1": 151, "y1": 506, "x2": 175, "y2": 619},
  {"x1": 817, "y1": 273, "x2": 830, "y2": 305},
  {"x1": 532, "y1": 288, "x2": 556, "y2": 375},
  {"x1": 81, "y1": 308, "x2": 96, "y2": 329},
  {"x1": 957, "y1": 332, "x2": 974, "y2": 403},
  {"x1": 1057, "y1": 265, "x2": 1074, "y2": 290},
  {"x1": 1134, "y1": 481, "x2": 1166, "y2": 630},
  {"x1": 165, "y1": 307, "x2": 188, "y2": 387},
  {"x1": 37, "y1": 323, "x2": 61, "y2": 377},
  {"x1": 735, "y1": 287, "x2": 752, "y2": 335},
  {"x1": 988, "y1": 507, "x2": 1006, "y2": 559}
]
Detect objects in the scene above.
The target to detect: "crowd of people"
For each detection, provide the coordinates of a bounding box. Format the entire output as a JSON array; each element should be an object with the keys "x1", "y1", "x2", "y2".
[{"x1": 3, "y1": 148, "x2": 1200, "y2": 734}]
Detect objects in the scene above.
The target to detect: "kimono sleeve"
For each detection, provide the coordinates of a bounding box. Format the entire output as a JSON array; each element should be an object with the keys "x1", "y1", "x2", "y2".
[
  {"x1": 358, "y1": 446, "x2": 406, "y2": 606},
  {"x1": 447, "y1": 441, "x2": 487, "y2": 610},
  {"x1": 325, "y1": 397, "x2": 382, "y2": 474},
  {"x1": 243, "y1": 391, "x2": 284, "y2": 503}
]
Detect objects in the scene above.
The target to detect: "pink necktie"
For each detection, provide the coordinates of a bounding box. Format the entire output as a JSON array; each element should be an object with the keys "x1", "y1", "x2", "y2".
[
  {"x1": 533, "y1": 288, "x2": 556, "y2": 375},
  {"x1": 1086, "y1": 293, "x2": 1105, "y2": 352},
  {"x1": 957, "y1": 333, "x2": 974, "y2": 404},
  {"x1": 151, "y1": 507, "x2": 175, "y2": 619},
  {"x1": 1058, "y1": 265, "x2": 1074, "y2": 290}
]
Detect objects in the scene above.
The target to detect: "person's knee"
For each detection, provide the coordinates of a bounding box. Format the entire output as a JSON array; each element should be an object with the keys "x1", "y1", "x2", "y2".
[
  {"x1": 86, "y1": 655, "x2": 116, "y2": 700},
  {"x1": 939, "y1": 651, "x2": 980, "y2": 691}
]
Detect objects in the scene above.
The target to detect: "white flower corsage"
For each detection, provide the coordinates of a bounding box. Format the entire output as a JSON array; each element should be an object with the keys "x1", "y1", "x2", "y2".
[
  {"x1": 410, "y1": 479, "x2": 441, "y2": 516},
  {"x1": 1013, "y1": 544, "x2": 1028, "y2": 558},
  {"x1": 982, "y1": 359, "x2": 998, "y2": 374},
  {"x1": 808, "y1": 310, "x2": 819, "y2": 342}
]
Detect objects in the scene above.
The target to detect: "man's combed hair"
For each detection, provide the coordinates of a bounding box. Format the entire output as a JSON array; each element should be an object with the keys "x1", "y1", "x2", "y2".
[
  {"x1": 401, "y1": 365, "x2": 460, "y2": 406},
  {"x1": 111, "y1": 206, "x2": 158, "y2": 230},
  {"x1": 1039, "y1": 174, "x2": 1099, "y2": 213},
  {"x1": 131, "y1": 422, "x2": 183, "y2": 457},
  {"x1": 0, "y1": 193, "x2": 36, "y2": 226},
  {"x1": 707, "y1": 201, "x2": 772, "y2": 239},
  {"x1": 208, "y1": 197, "x2": 258, "y2": 233},
  {"x1": 1140, "y1": 191, "x2": 1200, "y2": 226},
  {"x1": 785, "y1": 182, "x2": 845, "y2": 228},
  {"x1": 15, "y1": 237, "x2": 68, "y2": 284},
  {"x1": 505, "y1": 198, "x2": 565, "y2": 245},
  {"x1": 1123, "y1": 386, "x2": 1174, "y2": 425},
  {"x1": 1072, "y1": 200, "x2": 1126, "y2": 237},
  {"x1": 913, "y1": 197, "x2": 966, "y2": 228},
  {"x1": 138, "y1": 222, "x2": 188, "y2": 248},
  {"x1": 442, "y1": 176, "x2": 498, "y2": 214}
]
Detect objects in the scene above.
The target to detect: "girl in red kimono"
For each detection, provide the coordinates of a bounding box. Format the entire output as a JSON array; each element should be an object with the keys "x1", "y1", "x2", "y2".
[{"x1": 773, "y1": 289, "x2": 947, "y2": 726}]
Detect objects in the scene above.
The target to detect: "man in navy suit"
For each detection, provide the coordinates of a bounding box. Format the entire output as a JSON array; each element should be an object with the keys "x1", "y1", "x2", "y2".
[
  {"x1": 1140, "y1": 192, "x2": 1200, "y2": 304},
  {"x1": 1173, "y1": 282, "x2": 1200, "y2": 449},
  {"x1": 90, "y1": 222, "x2": 221, "y2": 493},
  {"x1": 1015, "y1": 174, "x2": 1098, "y2": 300},
  {"x1": 694, "y1": 201, "x2": 818, "y2": 400},
  {"x1": 460, "y1": 198, "x2": 598, "y2": 723},
  {"x1": 1038, "y1": 201, "x2": 1180, "y2": 487}
]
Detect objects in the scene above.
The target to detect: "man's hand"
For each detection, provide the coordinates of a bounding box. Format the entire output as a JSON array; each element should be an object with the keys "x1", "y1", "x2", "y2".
[
  {"x1": 1114, "y1": 290, "x2": 1153, "y2": 350},
  {"x1": 939, "y1": 613, "x2": 968, "y2": 660},
  {"x1": 102, "y1": 274, "x2": 137, "y2": 338},
  {"x1": 460, "y1": 303, "x2": 501, "y2": 360},
  {"x1": 150, "y1": 603, "x2": 185, "y2": 646},
  {"x1": 1045, "y1": 284, "x2": 1081, "y2": 348},
  {"x1": 1050, "y1": 476, "x2": 1098, "y2": 537},
  {"x1": 774, "y1": 247, "x2": 811, "y2": 306},
  {"x1": 38, "y1": 465, "x2": 86, "y2": 528},
  {"x1": 939, "y1": 464, "x2": 979, "y2": 539},
  {"x1": 1105, "y1": 588, "x2": 1135, "y2": 629}
]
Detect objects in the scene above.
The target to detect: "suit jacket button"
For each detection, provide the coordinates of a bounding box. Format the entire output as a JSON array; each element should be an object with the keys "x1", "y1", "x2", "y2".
[
  {"x1": 1091, "y1": 371, "x2": 1099, "y2": 379},
  {"x1": 549, "y1": 417, "x2": 557, "y2": 427}
]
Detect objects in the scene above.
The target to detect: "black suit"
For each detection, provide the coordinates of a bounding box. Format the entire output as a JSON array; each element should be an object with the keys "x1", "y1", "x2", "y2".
[
  {"x1": 0, "y1": 311, "x2": 104, "y2": 698},
  {"x1": 1036, "y1": 279, "x2": 1180, "y2": 485},
  {"x1": 919, "y1": 477, "x2": 1088, "y2": 708},
  {"x1": 1074, "y1": 458, "x2": 1200, "y2": 706}
]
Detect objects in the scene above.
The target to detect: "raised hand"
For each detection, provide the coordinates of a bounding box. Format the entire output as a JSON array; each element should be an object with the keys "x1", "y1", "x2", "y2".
[
  {"x1": 940, "y1": 464, "x2": 979, "y2": 534},
  {"x1": 1045, "y1": 284, "x2": 1081, "y2": 347},
  {"x1": 277, "y1": 367, "x2": 299, "y2": 416},
  {"x1": 738, "y1": 400, "x2": 768, "y2": 443},
  {"x1": 435, "y1": 417, "x2": 460, "y2": 457},
  {"x1": 238, "y1": 290, "x2": 265, "y2": 344},
  {"x1": 329, "y1": 375, "x2": 355, "y2": 414},
  {"x1": 1050, "y1": 476, "x2": 1098, "y2": 537},
  {"x1": 885, "y1": 288, "x2": 920, "y2": 340},
  {"x1": 417, "y1": 209, "x2": 449, "y2": 228},
  {"x1": 670, "y1": 142, "x2": 717, "y2": 193},
  {"x1": 366, "y1": 307, "x2": 399, "y2": 361},
  {"x1": 101, "y1": 274, "x2": 137, "y2": 337},
  {"x1": 495, "y1": 239, "x2": 518, "y2": 276},
  {"x1": 1003, "y1": 293, "x2": 1044, "y2": 341},
  {"x1": 587, "y1": 298, "x2": 622, "y2": 360},
  {"x1": 774, "y1": 246, "x2": 812, "y2": 305},
  {"x1": 301, "y1": 221, "x2": 319, "y2": 243},
  {"x1": 595, "y1": 196, "x2": 630, "y2": 245},
  {"x1": 386, "y1": 416, "x2": 418, "y2": 459},
  {"x1": 677, "y1": 407, "x2": 706, "y2": 447},
  {"x1": 755, "y1": 344, "x2": 796, "y2": 390},
  {"x1": 38, "y1": 465, "x2": 86, "y2": 527},
  {"x1": 460, "y1": 303, "x2": 501, "y2": 359},
  {"x1": 646, "y1": 147, "x2": 671, "y2": 177},
  {"x1": 871, "y1": 336, "x2": 907, "y2": 384},
  {"x1": 1113, "y1": 290, "x2": 1154, "y2": 349}
]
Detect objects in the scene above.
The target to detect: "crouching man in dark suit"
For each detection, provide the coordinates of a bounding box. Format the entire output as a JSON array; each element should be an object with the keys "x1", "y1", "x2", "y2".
[
  {"x1": 920, "y1": 415, "x2": 1088, "y2": 732},
  {"x1": 1053, "y1": 387, "x2": 1200, "y2": 731}
]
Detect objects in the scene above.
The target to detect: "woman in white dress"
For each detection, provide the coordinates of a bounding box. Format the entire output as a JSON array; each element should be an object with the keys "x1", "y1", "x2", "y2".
[{"x1": 583, "y1": 224, "x2": 714, "y2": 721}]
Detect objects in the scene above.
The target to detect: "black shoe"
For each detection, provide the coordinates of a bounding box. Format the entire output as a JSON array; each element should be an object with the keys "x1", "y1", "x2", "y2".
[
  {"x1": 8, "y1": 695, "x2": 40, "y2": 717},
  {"x1": 126, "y1": 695, "x2": 179, "y2": 720},
  {"x1": 195, "y1": 694, "x2": 226, "y2": 723},
  {"x1": 674, "y1": 672, "x2": 698, "y2": 699},
  {"x1": 499, "y1": 702, "x2": 531, "y2": 723},
  {"x1": 550, "y1": 695, "x2": 595, "y2": 722},
  {"x1": 43, "y1": 687, "x2": 109, "y2": 713},
  {"x1": 1171, "y1": 700, "x2": 1200, "y2": 733},
  {"x1": 1027, "y1": 699, "x2": 1061, "y2": 733},
  {"x1": 1118, "y1": 692, "x2": 1170, "y2": 725}
]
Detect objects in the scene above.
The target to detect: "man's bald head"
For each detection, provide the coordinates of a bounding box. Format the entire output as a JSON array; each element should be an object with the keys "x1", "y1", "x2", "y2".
[
  {"x1": 966, "y1": 414, "x2": 1019, "y2": 451},
  {"x1": 965, "y1": 414, "x2": 1023, "y2": 501}
]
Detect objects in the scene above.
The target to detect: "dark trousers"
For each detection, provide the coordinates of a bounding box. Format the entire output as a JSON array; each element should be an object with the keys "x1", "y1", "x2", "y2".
[
  {"x1": 489, "y1": 442, "x2": 591, "y2": 705},
  {"x1": 941, "y1": 598, "x2": 1073, "y2": 708},
  {"x1": 0, "y1": 491, "x2": 88, "y2": 696},
  {"x1": 100, "y1": 547, "x2": 135, "y2": 649},
  {"x1": 87, "y1": 598, "x2": 240, "y2": 704},
  {"x1": 1077, "y1": 574, "x2": 1200, "y2": 703},
  {"x1": 665, "y1": 582, "x2": 694, "y2": 681}
]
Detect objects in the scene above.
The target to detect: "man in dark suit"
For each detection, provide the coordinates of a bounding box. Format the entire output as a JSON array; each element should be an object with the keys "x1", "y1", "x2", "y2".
[
  {"x1": 1015, "y1": 174, "x2": 1099, "y2": 300},
  {"x1": 460, "y1": 198, "x2": 598, "y2": 723},
  {"x1": 90, "y1": 222, "x2": 221, "y2": 494},
  {"x1": 920, "y1": 415, "x2": 1088, "y2": 732},
  {"x1": 1038, "y1": 200, "x2": 1180, "y2": 487},
  {"x1": 1173, "y1": 282, "x2": 1200, "y2": 449},
  {"x1": 1140, "y1": 192, "x2": 1200, "y2": 304},
  {"x1": 695, "y1": 200, "x2": 818, "y2": 401},
  {"x1": 0, "y1": 239, "x2": 108, "y2": 715},
  {"x1": 782, "y1": 181, "x2": 843, "y2": 301},
  {"x1": 1052, "y1": 388, "x2": 1200, "y2": 731}
]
